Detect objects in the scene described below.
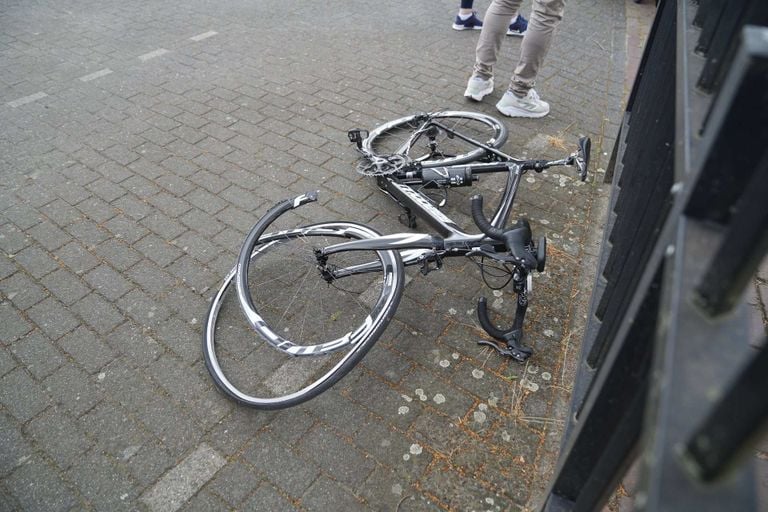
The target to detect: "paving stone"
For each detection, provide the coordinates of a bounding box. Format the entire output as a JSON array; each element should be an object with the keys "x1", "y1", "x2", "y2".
[
  {"x1": 25, "y1": 407, "x2": 92, "y2": 470},
  {"x1": 5, "y1": 456, "x2": 77, "y2": 512},
  {"x1": 0, "y1": 411, "x2": 32, "y2": 476},
  {"x1": 0, "y1": 302, "x2": 33, "y2": 343},
  {"x1": 301, "y1": 475, "x2": 370, "y2": 512},
  {"x1": 70, "y1": 292, "x2": 124, "y2": 334},
  {"x1": 241, "y1": 482, "x2": 299, "y2": 512},
  {"x1": 26, "y1": 297, "x2": 80, "y2": 340},
  {"x1": 54, "y1": 241, "x2": 100, "y2": 275},
  {"x1": 105, "y1": 321, "x2": 164, "y2": 367},
  {"x1": 0, "y1": 367, "x2": 50, "y2": 422},
  {"x1": 59, "y1": 326, "x2": 116, "y2": 373},
  {"x1": 242, "y1": 430, "x2": 321, "y2": 497},
  {"x1": 80, "y1": 399, "x2": 152, "y2": 460},
  {"x1": 0, "y1": 255, "x2": 16, "y2": 281},
  {"x1": 65, "y1": 218, "x2": 112, "y2": 247},
  {"x1": 69, "y1": 450, "x2": 137, "y2": 511},
  {"x1": 207, "y1": 460, "x2": 261, "y2": 507},
  {"x1": 140, "y1": 443, "x2": 226, "y2": 512},
  {"x1": 135, "y1": 395, "x2": 201, "y2": 457},
  {"x1": 27, "y1": 221, "x2": 72, "y2": 251},
  {"x1": 104, "y1": 214, "x2": 151, "y2": 244},
  {"x1": 13, "y1": 245, "x2": 59, "y2": 278},
  {"x1": 85, "y1": 264, "x2": 134, "y2": 300},
  {"x1": 41, "y1": 268, "x2": 90, "y2": 306},
  {"x1": 0, "y1": 347, "x2": 15, "y2": 378},
  {"x1": 93, "y1": 238, "x2": 143, "y2": 271},
  {"x1": 43, "y1": 364, "x2": 102, "y2": 417},
  {"x1": 0, "y1": 223, "x2": 30, "y2": 254},
  {"x1": 10, "y1": 331, "x2": 64, "y2": 380}
]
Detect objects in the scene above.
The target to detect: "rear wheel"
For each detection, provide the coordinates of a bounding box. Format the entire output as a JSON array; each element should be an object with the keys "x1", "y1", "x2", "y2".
[
  {"x1": 203, "y1": 222, "x2": 403, "y2": 409},
  {"x1": 362, "y1": 111, "x2": 507, "y2": 167}
]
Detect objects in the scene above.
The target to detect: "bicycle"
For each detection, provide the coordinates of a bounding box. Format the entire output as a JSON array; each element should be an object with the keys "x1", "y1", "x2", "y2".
[{"x1": 203, "y1": 110, "x2": 590, "y2": 410}]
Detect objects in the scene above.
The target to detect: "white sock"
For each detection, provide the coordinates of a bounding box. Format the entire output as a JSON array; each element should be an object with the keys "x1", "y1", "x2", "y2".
[
  {"x1": 459, "y1": 12, "x2": 474, "y2": 20},
  {"x1": 510, "y1": 15, "x2": 518, "y2": 23}
]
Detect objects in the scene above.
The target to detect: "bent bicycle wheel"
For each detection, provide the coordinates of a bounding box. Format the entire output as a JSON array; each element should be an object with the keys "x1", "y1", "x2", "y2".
[
  {"x1": 362, "y1": 111, "x2": 508, "y2": 167},
  {"x1": 203, "y1": 222, "x2": 404, "y2": 409}
]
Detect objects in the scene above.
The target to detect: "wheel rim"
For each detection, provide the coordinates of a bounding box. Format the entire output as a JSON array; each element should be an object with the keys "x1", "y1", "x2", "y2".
[
  {"x1": 363, "y1": 111, "x2": 507, "y2": 167},
  {"x1": 203, "y1": 223, "x2": 402, "y2": 408}
]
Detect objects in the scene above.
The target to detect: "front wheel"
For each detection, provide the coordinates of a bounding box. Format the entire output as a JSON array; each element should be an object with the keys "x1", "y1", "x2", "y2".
[
  {"x1": 203, "y1": 222, "x2": 404, "y2": 410},
  {"x1": 362, "y1": 111, "x2": 508, "y2": 167}
]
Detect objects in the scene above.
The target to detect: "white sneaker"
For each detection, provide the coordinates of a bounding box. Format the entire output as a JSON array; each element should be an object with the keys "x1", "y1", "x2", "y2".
[
  {"x1": 495, "y1": 89, "x2": 550, "y2": 118},
  {"x1": 464, "y1": 76, "x2": 494, "y2": 101}
]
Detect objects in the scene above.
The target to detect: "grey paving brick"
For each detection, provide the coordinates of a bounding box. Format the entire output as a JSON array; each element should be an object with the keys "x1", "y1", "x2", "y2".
[
  {"x1": 59, "y1": 326, "x2": 116, "y2": 373},
  {"x1": 297, "y1": 424, "x2": 375, "y2": 487},
  {"x1": 123, "y1": 174, "x2": 163, "y2": 199},
  {"x1": 241, "y1": 482, "x2": 298, "y2": 512},
  {"x1": 122, "y1": 441, "x2": 176, "y2": 489},
  {"x1": 85, "y1": 264, "x2": 134, "y2": 300},
  {"x1": 184, "y1": 187, "x2": 227, "y2": 215},
  {"x1": 5, "y1": 456, "x2": 77, "y2": 512},
  {"x1": 105, "y1": 320, "x2": 164, "y2": 366},
  {"x1": 39, "y1": 198, "x2": 83, "y2": 227},
  {"x1": 56, "y1": 242, "x2": 99, "y2": 275},
  {"x1": 134, "y1": 234, "x2": 184, "y2": 267},
  {"x1": 0, "y1": 368, "x2": 50, "y2": 422},
  {"x1": 13, "y1": 245, "x2": 59, "y2": 278},
  {"x1": 0, "y1": 223, "x2": 30, "y2": 254},
  {"x1": 0, "y1": 346, "x2": 15, "y2": 378},
  {"x1": 301, "y1": 475, "x2": 369, "y2": 512},
  {"x1": 104, "y1": 214, "x2": 151, "y2": 244},
  {"x1": 75, "y1": 196, "x2": 117, "y2": 224},
  {"x1": 0, "y1": 411, "x2": 32, "y2": 475},
  {"x1": 43, "y1": 364, "x2": 102, "y2": 417},
  {"x1": 10, "y1": 331, "x2": 64, "y2": 380},
  {"x1": 71, "y1": 292, "x2": 125, "y2": 334},
  {"x1": 207, "y1": 461, "x2": 261, "y2": 507},
  {"x1": 167, "y1": 255, "x2": 218, "y2": 292},
  {"x1": 25, "y1": 407, "x2": 93, "y2": 470},
  {"x1": 140, "y1": 443, "x2": 225, "y2": 512},
  {"x1": 242, "y1": 430, "x2": 321, "y2": 497},
  {"x1": 25, "y1": 296, "x2": 78, "y2": 340},
  {"x1": 113, "y1": 194, "x2": 153, "y2": 220},
  {"x1": 135, "y1": 394, "x2": 200, "y2": 456},
  {"x1": 93, "y1": 238, "x2": 142, "y2": 271},
  {"x1": 0, "y1": 302, "x2": 33, "y2": 343},
  {"x1": 117, "y1": 288, "x2": 172, "y2": 328},
  {"x1": 172, "y1": 230, "x2": 220, "y2": 263},
  {"x1": 86, "y1": 177, "x2": 127, "y2": 203},
  {"x1": 41, "y1": 268, "x2": 90, "y2": 306},
  {"x1": 147, "y1": 192, "x2": 193, "y2": 218},
  {"x1": 80, "y1": 399, "x2": 152, "y2": 460},
  {"x1": 65, "y1": 218, "x2": 113, "y2": 247},
  {"x1": 70, "y1": 450, "x2": 138, "y2": 510},
  {"x1": 141, "y1": 211, "x2": 188, "y2": 240},
  {"x1": 0, "y1": 255, "x2": 16, "y2": 281}
]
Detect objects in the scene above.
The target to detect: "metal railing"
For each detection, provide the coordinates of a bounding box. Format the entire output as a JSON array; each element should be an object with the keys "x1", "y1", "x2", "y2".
[{"x1": 540, "y1": 0, "x2": 768, "y2": 510}]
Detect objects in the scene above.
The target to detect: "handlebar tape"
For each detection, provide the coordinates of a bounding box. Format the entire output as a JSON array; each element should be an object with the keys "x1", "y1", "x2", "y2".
[{"x1": 470, "y1": 195, "x2": 537, "y2": 269}]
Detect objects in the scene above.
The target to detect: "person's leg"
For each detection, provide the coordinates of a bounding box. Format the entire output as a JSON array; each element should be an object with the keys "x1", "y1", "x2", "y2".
[
  {"x1": 509, "y1": 0, "x2": 566, "y2": 96},
  {"x1": 472, "y1": 0, "x2": 524, "y2": 80},
  {"x1": 459, "y1": 0, "x2": 474, "y2": 15}
]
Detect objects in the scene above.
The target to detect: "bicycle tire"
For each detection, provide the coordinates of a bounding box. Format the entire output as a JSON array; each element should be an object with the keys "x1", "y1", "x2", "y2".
[
  {"x1": 203, "y1": 222, "x2": 404, "y2": 410},
  {"x1": 362, "y1": 111, "x2": 508, "y2": 168}
]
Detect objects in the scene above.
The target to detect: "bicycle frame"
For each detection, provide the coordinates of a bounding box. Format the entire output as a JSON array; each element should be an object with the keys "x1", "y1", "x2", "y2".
[
  {"x1": 320, "y1": 161, "x2": 524, "y2": 267},
  {"x1": 322, "y1": 115, "x2": 532, "y2": 267}
]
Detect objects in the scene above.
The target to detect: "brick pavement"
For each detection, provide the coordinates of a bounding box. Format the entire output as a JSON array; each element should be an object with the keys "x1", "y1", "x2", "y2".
[{"x1": 0, "y1": 0, "x2": 628, "y2": 510}]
